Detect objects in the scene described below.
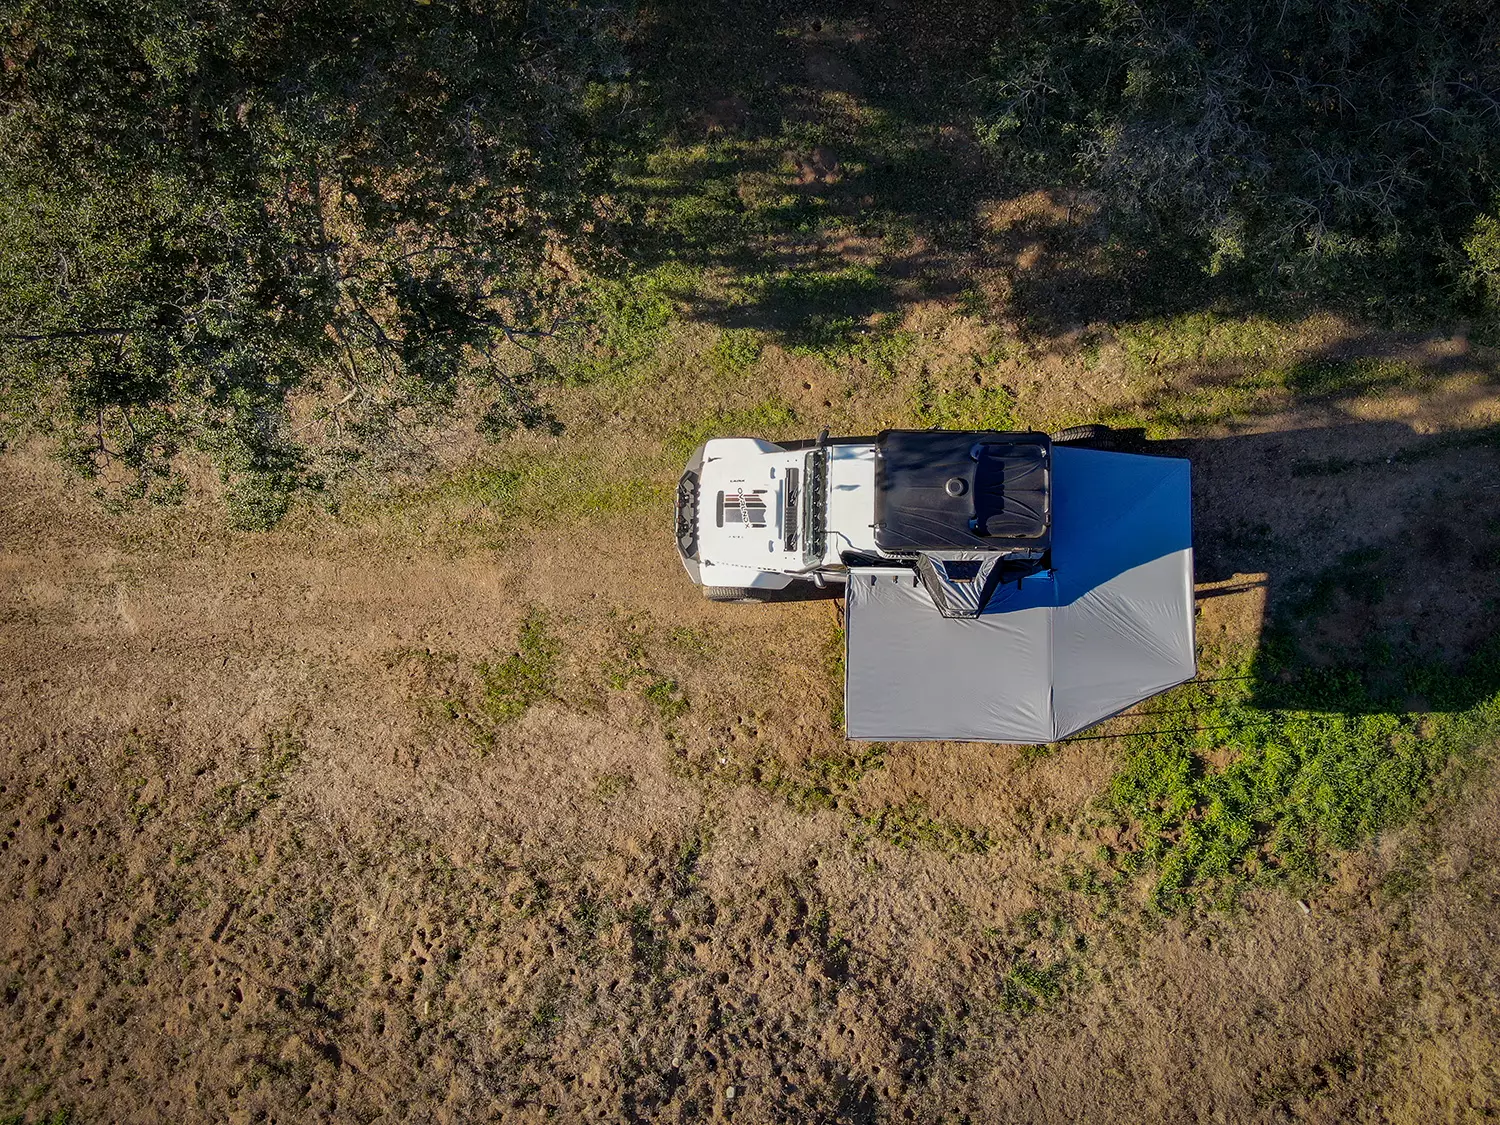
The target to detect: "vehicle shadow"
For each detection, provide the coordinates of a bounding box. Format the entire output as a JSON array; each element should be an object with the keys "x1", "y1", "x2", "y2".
[
  {"x1": 1150, "y1": 420, "x2": 1500, "y2": 715},
  {"x1": 750, "y1": 583, "x2": 845, "y2": 604}
]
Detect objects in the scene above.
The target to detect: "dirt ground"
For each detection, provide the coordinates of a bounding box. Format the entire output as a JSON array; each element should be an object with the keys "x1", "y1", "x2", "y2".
[{"x1": 4, "y1": 327, "x2": 1500, "y2": 1123}]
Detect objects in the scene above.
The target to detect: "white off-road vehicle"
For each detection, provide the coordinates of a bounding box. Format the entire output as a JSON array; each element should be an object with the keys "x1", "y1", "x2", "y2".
[
  {"x1": 676, "y1": 428, "x2": 1085, "y2": 614},
  {"x1": 673, "y1": 425, "x2": 1196, "y2": 742}
]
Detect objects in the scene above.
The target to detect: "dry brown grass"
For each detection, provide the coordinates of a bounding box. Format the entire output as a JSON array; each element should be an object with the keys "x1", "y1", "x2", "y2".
[{"x1": 4, "y1": 305, "x2": 1500, "y2": 1122}]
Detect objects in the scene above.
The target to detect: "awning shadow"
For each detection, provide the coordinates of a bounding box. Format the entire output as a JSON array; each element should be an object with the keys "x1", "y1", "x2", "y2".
[{"x1": 1164, "y1": 420, "x2": 1500, "y2": 715}]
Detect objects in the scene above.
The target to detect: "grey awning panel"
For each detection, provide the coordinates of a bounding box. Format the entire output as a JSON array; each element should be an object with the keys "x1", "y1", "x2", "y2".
[
  {"x1": 844, "y1": 569, "x2": 1058, "y2": 742},
  {"x1": 844, "y1": 447, "x2": 1195, "y2": 744}
]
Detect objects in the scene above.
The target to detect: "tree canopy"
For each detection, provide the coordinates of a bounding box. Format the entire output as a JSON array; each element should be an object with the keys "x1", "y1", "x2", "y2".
[
  {"x1": 0, "y1": 0, "x2": 630, "y2": 523},
  {"x1": 984, "y1": 0, "x2": 1500, "y2": 309}
]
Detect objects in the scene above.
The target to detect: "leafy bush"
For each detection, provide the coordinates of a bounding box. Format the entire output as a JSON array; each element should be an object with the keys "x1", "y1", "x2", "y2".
[
  {"x1": 1464, "y1": 213, "x2": 1500, "y2": 315},
  {"x1": 984, "y1": 0, "x2": 1500, "y2": 309}
]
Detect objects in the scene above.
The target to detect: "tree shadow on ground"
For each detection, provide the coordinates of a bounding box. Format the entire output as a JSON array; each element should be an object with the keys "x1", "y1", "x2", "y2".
[
  {"x1": 1156, "y1": 419, "x2": 1500, "y2": 716},
  {"x1": 625, "y1": 0, "x2": 1219, "y2": 344}
]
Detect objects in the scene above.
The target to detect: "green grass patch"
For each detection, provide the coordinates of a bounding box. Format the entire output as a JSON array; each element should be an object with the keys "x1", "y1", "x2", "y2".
[
  {"x1": 603, "y1": 611, "x2": 709, "y2": 741},
  {"x1": 1094, "y1": 526, "x2": 1500, "y2": 910},
  {"x1": 641, "y1": 676, "x2": 690, "y2": 729},
  {"x1": 594, "y1": 772, "x2": 634, "y2": 800},
  {"x1": 705, "y1": 328, "x2": 764, "y2": 377},
  {"x1": 0, "y1": 1110, "x2": 74, "y2": 1125},
  {"x1": 860, "y1": 800, "x2": 992, "y2": 855},
  {"x1": 1107, "y1": 366, "x2": 1287, "y2": 434},
  {"x1": 765, "y1": 261, "x2": 879, "y2": 314},
  {"x1": 398, "y1": 447, "x2": 665, "y2": 531},
  {"x1": 552, "y1": 265, "x2": 699, "y2": 385},
  {"x1": 824, "y1": 621, "x2": 846, "y2": 733},
  {"x1": 842, "y1": 326, "x2": 918, "y2": 378},
  {"x1": 1280, "y1": 356, "x2": 1430, "y2": 397},
  {"x1": 1118, "y1": 312, "x2": 1288, "y2": 374},
  {"x1": 627, "y1": 138, "x2": 777, "y2": 252},
  {"x1": 1000, "y1": 958, "x2": 1064, "y2": 1014},
  {"x1": 1102, "y1": 637, "x2": 1500, "y2": 911},
  {"x1": 1109, "y1": 312, "x2": 1300, "y2": 433},
  {"x1": 408, "y1": 611, "x2": 563, "y2": 754},
  {"x1": 739, "y1": 742, "x2": 889, "y2": 814},
  {"x1": 747, "y1": 265, "x2": 903, "y2": 361},
  {"x1": 1112, "y1": 316, "x2": 1441, "y2": 434},
  {"x1": 474, "y1": 611, "x2": 560, "y2": 726},
  {"x1": 911, "y1": 376, "x2": 1016, "y2": 429},
  {"x1": 667, "y1": 398, "x2": 799, "y2": 460}
]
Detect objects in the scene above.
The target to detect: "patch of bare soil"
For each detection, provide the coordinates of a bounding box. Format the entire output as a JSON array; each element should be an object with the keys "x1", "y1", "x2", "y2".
[
  {"x1": 1184, "y1": 415, "x2": 1500, "y2": 669},
  {"x1": 3, "y1": 391, "x2": 1500, "y2": 1123}
]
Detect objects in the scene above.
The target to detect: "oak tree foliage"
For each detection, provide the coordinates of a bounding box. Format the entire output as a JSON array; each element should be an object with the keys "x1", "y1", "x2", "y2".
[
  {"x1": 984, "y1": 0, "x2": 1500, "y2": 310},
  {"x1": 0, "y1": 0, "x2": 630, "y2": 523},
  {"x1": 6, "y1": 0, "x2": 1500, "y2": 525}
]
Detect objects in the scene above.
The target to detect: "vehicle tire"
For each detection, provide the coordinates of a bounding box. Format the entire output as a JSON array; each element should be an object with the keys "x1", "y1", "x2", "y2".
[
  {"x1": 1050, "y1": 424, "x2": 1114, "y2": 444},
  {"x1": 1052, "y1": 424, "x2": 1150, "y2": 451},
  {"x1": 702, "y1": 586, "x2": 762, "y2": 602}
]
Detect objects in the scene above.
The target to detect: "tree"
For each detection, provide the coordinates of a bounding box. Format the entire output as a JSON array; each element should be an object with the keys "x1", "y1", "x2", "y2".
[
  {"x1": 983, "y1": 0, "x2": 1500, "y2": 311},
  {"x1": 0, "y1": 0, "x2": 632, "y2": 523}
]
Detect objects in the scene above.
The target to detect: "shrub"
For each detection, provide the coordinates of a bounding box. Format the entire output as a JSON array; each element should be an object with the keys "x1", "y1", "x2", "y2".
[{"x1": 983, "y1": 0, "x2": 1500, "y2": 310}]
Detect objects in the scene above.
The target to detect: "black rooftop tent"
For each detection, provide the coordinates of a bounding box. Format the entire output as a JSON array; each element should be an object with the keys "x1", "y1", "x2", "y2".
[{"x1": 874, "y1": 429, "x2": 1051, "y2": 552}]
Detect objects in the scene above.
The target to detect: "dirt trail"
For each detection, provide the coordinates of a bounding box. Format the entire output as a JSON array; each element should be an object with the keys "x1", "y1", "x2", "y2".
[{"x1": 3, "y1": 412, "x2": 1500, "y2": 1123}]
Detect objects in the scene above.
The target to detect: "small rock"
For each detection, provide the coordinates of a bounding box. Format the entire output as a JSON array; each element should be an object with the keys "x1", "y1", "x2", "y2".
[{"x1": 725, "y1": 1085, "x2": 736, "y2": 1100}]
